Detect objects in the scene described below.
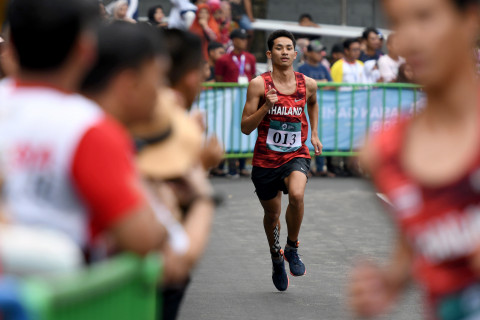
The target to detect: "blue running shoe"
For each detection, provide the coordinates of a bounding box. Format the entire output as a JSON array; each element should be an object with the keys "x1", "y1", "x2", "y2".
[
  {"x1": 284, "y1": 247, "x2": 306, "y2": 277},
  {"x1": 272, "y1": 250, "x2": 289, "y2": 291}
]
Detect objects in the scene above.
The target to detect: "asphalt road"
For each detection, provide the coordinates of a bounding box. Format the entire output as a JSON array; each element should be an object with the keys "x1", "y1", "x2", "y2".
[{"x1": 178, "y1": 177, "x2": 423, "y2": 320}]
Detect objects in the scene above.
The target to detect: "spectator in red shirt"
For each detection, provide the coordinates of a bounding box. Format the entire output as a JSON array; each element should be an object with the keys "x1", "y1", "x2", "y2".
[
  {"x1": 215, "y1": 28, "x2": 255, "y2": 177},
  {"x1": 215, "y1": 28, "x2": 256, "y2": 84}
]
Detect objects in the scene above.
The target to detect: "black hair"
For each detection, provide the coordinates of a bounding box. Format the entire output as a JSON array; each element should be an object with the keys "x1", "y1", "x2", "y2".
[
  {"x1": 164, "y1": 29, "x2": 203, "y2": 87},
  {"x1": 7, "y1": 0, "x2": 99, "y2": 71},
  {"x1": 331, "y1": 43, "x2": 344, "y2": 54},
  {"x1": 81, "y1": 22, "x2": 165, "y2": 94},
  {"x1": 298, "y1": 13, "x2": 313, "y2": 22},
  {"x1": 343, "y1": 38, "x2": 360, "y2": 50},
  {"x1": 147, "y1": 5, "x2": 163, "y2": 25},
  {"x1": 267, "y1": 29, "x2": 296, "y2": 51},
  {"x1": 207, "y1": 41, "x2": 223, "y2": 53},
  {"x1": 362, "y1": 27, "x2": 379, "y2": 40}
]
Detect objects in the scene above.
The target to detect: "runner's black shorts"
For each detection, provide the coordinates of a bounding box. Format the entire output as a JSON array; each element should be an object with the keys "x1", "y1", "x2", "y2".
[{"x1": 251, "y1": 157, "x2": 311, "y2": 201}]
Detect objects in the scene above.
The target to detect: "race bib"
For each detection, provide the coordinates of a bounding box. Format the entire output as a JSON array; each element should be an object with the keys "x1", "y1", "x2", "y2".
[{"x1": 266, "y1": 120, "x2": 301, "y2": 153}]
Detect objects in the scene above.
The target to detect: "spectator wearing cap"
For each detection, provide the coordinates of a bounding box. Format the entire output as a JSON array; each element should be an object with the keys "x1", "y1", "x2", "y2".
[
  {"x1": 298, "y1": 41, "x2": 332, "y2": 83},
  {"x1": 378, "y1": 34, "x2": 405, "y2": 82},
  {"x1": 359, "y1": 27, "x2": 383, "y2": 62},
  {"x1": 206, "y1": 41, "x2": 225, "y2": 82},
  {"x1": 215, "y1": 28, "x2": 255, "y2": 178},
  {"x1": 215, "y1": 28, "x2": 255, "y2": 83}
]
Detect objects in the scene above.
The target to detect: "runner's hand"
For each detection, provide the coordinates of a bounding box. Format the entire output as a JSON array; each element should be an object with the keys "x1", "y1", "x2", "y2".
[
  {"x1": 349, "y1": 261, "x2": 397, "y2": 318},
  {"x1": 311, "y1": 136, "x2": 323, "y2": 156},
  {"x1": 265, "y1": 85, "x2": 278, "y2": 109}
]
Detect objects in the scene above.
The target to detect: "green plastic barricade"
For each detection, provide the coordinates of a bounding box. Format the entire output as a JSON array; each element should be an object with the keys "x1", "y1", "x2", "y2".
[
  {"x1": 197, "y1": 82, "x2": 423, "y2": 158},
  {"x1": 19, "y1": 253, "x2": 162, "y2": 320}
]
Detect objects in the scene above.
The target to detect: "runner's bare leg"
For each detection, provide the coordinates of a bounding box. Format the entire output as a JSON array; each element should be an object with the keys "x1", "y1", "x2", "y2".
[
  {"x1": 260, "y1": 191, "x2": 283, "y2": 253},
  {"x1": 284, "y1": 171, "x2": 307, "y2": 242}
]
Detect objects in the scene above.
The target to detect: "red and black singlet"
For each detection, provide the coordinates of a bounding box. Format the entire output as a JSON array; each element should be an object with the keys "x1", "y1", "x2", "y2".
[
  {"x1": 371, "y1": 116, "x2": 480, "y2": 304},
  {"x1": 252, "y1": 72, "x2": 311, "y2": 168}
]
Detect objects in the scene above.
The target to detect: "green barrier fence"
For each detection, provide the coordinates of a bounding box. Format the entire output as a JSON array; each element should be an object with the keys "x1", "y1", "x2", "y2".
[
  {"x1": 20, "y1": 253, "x2": 162, "y2": 320},
  {"x1": 197, "y1": 82, "x2": 422, "y2": 159}
]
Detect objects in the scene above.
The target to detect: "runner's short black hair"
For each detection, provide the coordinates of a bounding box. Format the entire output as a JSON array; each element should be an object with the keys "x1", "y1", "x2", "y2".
[
  {"x1": 164, "y1": 28, "x2": 203, "y2": 87},
  {"x1": 343, "y1": 38, "x2": 360, "y2": 50},
  {"x1": 267, "y1": 30, "x2": 296, "y2": 51},
  {"x1": 81, "y1": 22, "x2": 165, "y2": 94},
  {"x1": 7, "y1": 0, "x2": 99, "y2": 71}
]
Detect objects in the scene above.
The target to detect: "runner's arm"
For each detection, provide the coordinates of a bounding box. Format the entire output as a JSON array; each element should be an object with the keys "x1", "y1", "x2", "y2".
[
  {"x1": 306, "y1": 77, "x2": 323, "y2": 155},
  {"x1": 241, "y1": 76, "x2": 273, "y2": 135}
]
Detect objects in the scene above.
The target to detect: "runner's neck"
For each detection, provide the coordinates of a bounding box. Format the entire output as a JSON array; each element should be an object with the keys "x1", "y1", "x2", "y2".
[
  {"x1": 15, "y1": 71, "x2": 76, "y2": 94},
  {"x1": 271, "y1": 67, "x2": 295, "y2": 84}
]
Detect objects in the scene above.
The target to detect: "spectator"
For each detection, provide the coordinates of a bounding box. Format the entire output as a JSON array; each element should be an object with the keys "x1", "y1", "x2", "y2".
[
  {"x1": 299, "y1": 13, "x2": 320, "y2": 28},
  {"x1": 359, "y1": 27, "x2": 382, "y2": 62},
  {"x1": 1, "y1": 0, "x2": 164, "y2": 265},
  {"x1": 378, "y1": 34, "x2": 405, "y2": 82},
  {"x1": 331, "y1": 38, "x2": 366, "y2": 83},
  {"x1": 296, "y1": 13, "x2": 321, "y2": 39},
  {"x1": 215, "y1": 28, "x2": 256, "y2": 178},
  {"x1": 211, "y1": 2, "x2": 233, "y2": 45},
  {"x1": 111, "y1": 0, "x2": 136, "y2": 23},
  {"x1": 299, "y1": 41, "x2": 332, "y2": 83},
  {"x1": 189, "y1": 4, "x2": 220, "y2": 60},
  {"x1": 82, "y1": 24, "x2": 217, "y2": 320},
  {"x1": 330, "y1": 43, "x2": 344, "y2": 64},
  {"x1": 292, "y1": 38, "x2": 310, "y2": 72},
  {"x1": 206, "y1": 41, "x2": 225, "y2": 82},
  {"x1": 215, "y1": 28, "x2": 255, "y2": 83},
  {"x1": 147, "y1": 5, "x2": 168, "y2": 28},
  {"x1": 364, "y1": 60, "x2": 382, "y2": 83},
  {"x1": 396, "y1": 63, "x2": 415, "y2": 83},
  {"x1": 298, "y1": 41, "x2": 335, "y2": 178},
  {"x1": 98, "y1": 1, "x2": 109, "y2": 20},
  {"x1": 168, "y1": 0, "x2": 197, "y2": 30},
  {"x1": 228, "y1": 0, "x2": 254, "y2": 45}
]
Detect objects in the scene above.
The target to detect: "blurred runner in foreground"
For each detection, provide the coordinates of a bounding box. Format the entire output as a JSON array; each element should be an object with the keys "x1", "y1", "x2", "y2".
[
  {"x1": 349, "y1": 0, "x2": 480, "y2": 319},
  {"x1": 241, "y1": 30, "x2": 322, "y2": 291}
]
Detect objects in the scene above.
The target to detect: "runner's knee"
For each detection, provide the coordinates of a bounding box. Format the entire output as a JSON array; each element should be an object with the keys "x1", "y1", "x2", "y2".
[
  {"x1": 288, "y1": 190, "x2": 304, "y2": 207},
  {"x1": 264, "y1": 210, "x2": 280, "y2": 222}
]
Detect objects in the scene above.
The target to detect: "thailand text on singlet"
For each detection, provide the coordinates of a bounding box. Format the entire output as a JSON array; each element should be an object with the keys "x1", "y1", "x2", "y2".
[
  {"x1": 252, "y1": 72, "x2": 311, "y2": 168},
  {"x1": 371, "y1": 116, "x2": 480, "y2": 302}
]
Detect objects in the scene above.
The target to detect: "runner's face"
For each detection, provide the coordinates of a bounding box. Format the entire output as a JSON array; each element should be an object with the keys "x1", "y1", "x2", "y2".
[
  {"x1": 383, "y1": 0, "x2": 479, "y2": 87},
  {"x1": 268, "y1": 37, "x2": 297, "y2": 67}
]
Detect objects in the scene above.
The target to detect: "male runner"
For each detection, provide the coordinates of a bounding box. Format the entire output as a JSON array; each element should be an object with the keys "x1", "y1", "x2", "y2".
[
  {"x1": 241, "y1": 29, "x2": 322, "y2": 291},
  {"x1": 349, "y1": 0, "x2": 480, "y2": 319}
]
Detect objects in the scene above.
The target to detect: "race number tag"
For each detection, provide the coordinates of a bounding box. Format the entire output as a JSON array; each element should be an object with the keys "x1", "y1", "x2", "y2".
[{"x1": 266, "y1": 120, "x2": 301, "y2": 152}]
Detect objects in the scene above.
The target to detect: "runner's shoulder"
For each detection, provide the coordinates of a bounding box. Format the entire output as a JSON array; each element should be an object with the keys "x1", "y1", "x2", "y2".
[
  {"x1": 302, "y1": 75, "x2": 318, "y2": 96},
  {"x1": 248, "y1": 76, "x2": 266, "y2": 94}
]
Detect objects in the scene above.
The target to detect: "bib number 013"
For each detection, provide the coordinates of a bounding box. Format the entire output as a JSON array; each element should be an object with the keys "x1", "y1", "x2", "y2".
[{"x1": 266, "y1": 120, "x2": 302, "y2": 153}]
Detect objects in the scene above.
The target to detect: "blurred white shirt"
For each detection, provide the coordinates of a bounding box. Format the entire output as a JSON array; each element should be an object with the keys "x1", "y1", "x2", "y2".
[{"x1": 378, "y1": 54, "x2": 405, "y2": 83}]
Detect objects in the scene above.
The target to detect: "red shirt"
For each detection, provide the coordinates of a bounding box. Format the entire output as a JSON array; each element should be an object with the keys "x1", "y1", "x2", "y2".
[
  {"x1": 371, "y1": 117, "x2": 480, "y2": 304},
  {"x1": 252, "y1": 72, "x2": 311, "y2": 168},
  {"x1": 215, "y1": 51, "x2": 256, "y2": 83}
]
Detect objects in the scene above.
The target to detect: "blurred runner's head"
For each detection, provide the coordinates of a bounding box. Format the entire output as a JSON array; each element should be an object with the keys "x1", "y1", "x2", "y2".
[
  {"x1": 81, "y1": 22, "x2": 166, "y2": 126},
  {"x1": 267, "y1": 29, "x2": 297, "y2": 68},
  {"x1": 164, "y1": 29, "x2": 203, "y2": 109},
  {"x1": 382, "y1": 0, "x2": 480, "y2": 87},
  {"x1": 7, "y1": 0, "x2": 98, "y2": 75}
]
